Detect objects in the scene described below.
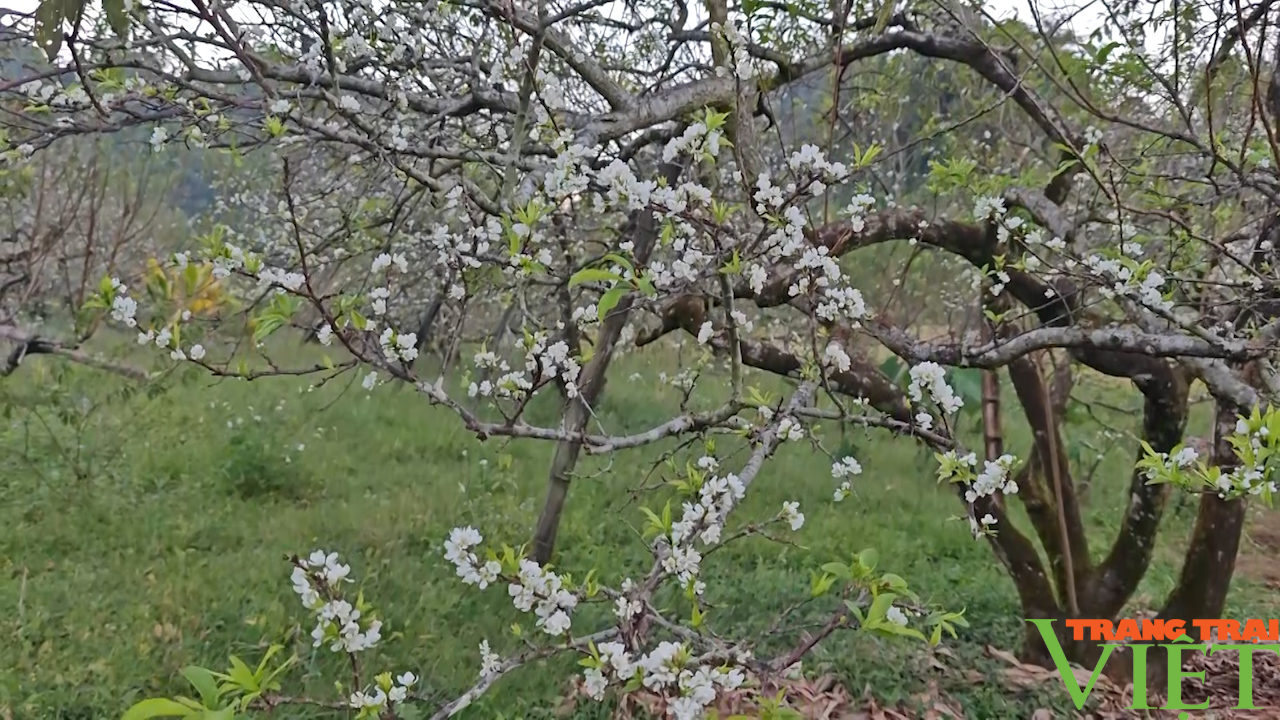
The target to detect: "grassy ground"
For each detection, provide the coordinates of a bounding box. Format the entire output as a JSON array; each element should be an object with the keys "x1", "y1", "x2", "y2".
[{"x1": 1, "y1": 338, "x2": 1277, "y2": 719}]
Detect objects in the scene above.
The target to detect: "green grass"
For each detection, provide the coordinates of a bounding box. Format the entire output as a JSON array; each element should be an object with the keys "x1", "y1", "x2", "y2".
[{"x1": 1, "y1": 341, "x2": 1277, "y2": 719}]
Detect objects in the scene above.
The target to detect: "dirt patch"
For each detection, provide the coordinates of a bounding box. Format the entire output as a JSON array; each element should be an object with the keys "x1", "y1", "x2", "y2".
[
  {"x1": 1237, "y1": 509, "x2": 1280, "y2": 589},
  {"x1": 986, "y1": 642, "x2": 1280, "y2": 719}
]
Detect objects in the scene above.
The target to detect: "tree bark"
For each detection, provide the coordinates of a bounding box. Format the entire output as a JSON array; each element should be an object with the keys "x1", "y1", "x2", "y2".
[
  {"x1": 1085, "y1": 365, "x2": 1190, "y2": 618},
  {"x1": 1146, "y1": 404, "x2": 1249, "y2": 691},
  {"x1": 531, "y1": 161, "x2": 683, "y2": 564}
]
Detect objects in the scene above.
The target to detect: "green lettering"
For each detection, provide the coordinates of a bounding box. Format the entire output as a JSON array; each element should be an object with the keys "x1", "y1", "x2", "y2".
[
  {"x1": 1028, "y1": 619, "x2": 1116, "y2": 710},
  {"x1": 1209, "y1": 644, "x2": 1280, "y2": 709},
  {"x1": 1165, "y1": 634, "x2": 1210, "y2": 710},
  {"x1": 1126, "y1": 643, "x2": 1154, "y2": 709}
]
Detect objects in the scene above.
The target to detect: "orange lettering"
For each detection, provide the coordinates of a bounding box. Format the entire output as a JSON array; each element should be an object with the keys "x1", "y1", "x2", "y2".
[
  {"x1": 1114, "y1": 618, "x2": 1139, "y2": 642},
  {"x1": 1065, "y1": 619, "x2": 1092, "y2": 641},
  {"x1": 1243, "y1": 619, "x2": 1268, "y2": 643},
  {"x1": 1140, "y1": 618, "x2": 1164, "y2": 641},
  {"x1": 1164, "y1": 619, "x2": 1186, "y2": 640},
  {"x1": 1193, "y1": 619, "x2": 1219, "y2": 642}
]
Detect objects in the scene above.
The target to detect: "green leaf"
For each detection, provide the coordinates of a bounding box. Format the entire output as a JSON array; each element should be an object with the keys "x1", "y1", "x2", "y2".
[
  {"x1": 597, "y1": 286, "x2": 626, "y2": 321},
  {"x1": 121, "y1": 698, "x2": 196, "y2": 720},
  {"x1": 820, "y1": 561, "x2": 849, "y2": 579},
  {"x1": 636, "y1": 274, "x2": 657, "y2": 298},
  {"x1": 226, "y1": 655, "x2": 257, "y2": 691},
  {"x1": 180, "y1": 666, "x2": 221, "y2": 709},
  {"x1": 602, "y1": 253, "x2": 635, "y2": 274},
  {"x1": 844, "y1": 599, "x2": 864, "y2": 624},
  {"x1": 810, "y1": 571, "x2": 836, "y2": 597},
  {"x1": 880, "y1": 623, "x2": 927, "y2": 641},
  {"x1": 856, "y1": 548, "x2": 879, "y2": 573},
  {"x1": 34, "y1": 0, "x2": 66, "y2": 59},
  {"x1": 879, "y1": 572, "x2": 909, "y2": 592},
  {"x1": 1094, "y1": 40, "x2": 1121, "y2": 65},
  {"x1": 865, "y1": 592, "x2": 896, "y2": 625},
  {"x1": 102, "y1": 0, "x2": 128, "y2": 36},
  {"x1": 568, "y1": 268, "x2": 623, "y2": 288},
  {"x1": 253, "y1": 314, "x2": 287, "y2": 341}
]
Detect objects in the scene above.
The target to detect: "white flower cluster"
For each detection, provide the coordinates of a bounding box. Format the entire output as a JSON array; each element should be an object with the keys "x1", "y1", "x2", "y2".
[
  {"x1": 525, "y1": 334, "x2": 581, "y2": 397},
  {"x1": 1213, "y1": 420, "x2": 1280, "y2": 498},
  {"x1": 290, "y1": 550, "x2": 383, "y2": 654},
  {"x1": 776, "y1": 416, "x2": 805, "y2": 441},
  {"x1": 469, "y1": 371, "x2": 533, "y2": 400},
  {"x1": 787, "y1": 144, "x2": 850, "y2": 192},
  {"x1": 444, "y1": 526, "x2": 501, "y2": 589},
  {"x1": 845, "y1": 193, "x2": 876, "y2": 232},
  {"x1": 108, "y1": 278, "x2": 138, "y2": 327},
  {"x1": 136, "y1": 326, "x2": 195, "y2": 361},
  {"x1": 581, "y1": 640, "x2": 745, "y2": 719},
  {"x1": 974, "y1": 196, "x2": 1006, "y2": 221},
  {"x1": 596, "y1": 159, "x2": 657, "y2": 211},
  {"x1": 311, "y1": 600, "x2": 380, "y2": 654},
  {"x1": 614, "y1": 577, "x2": 644, "y2": 622},
  {"x1": 791, "y1": 245, "x2": 868, "y2": 321},
  {"x1": 379, "y1": 327, "x2": 419, "y2": 362},
  {"x1": 748, "y1": 151, "x2": 867, "y2": 322},
  {"x1": 1084, "y1": 255, "x2": 1171, "y2": 311},
  {"x1": 907, "y1": 362, "x2": 963, "y2": 430},
  {"x1": 479, "y1": 639, "x2": 503, "y2": 677},
  {"x1": 964, "y1": 453, "x2": 1020, "y2": 503},
  {"x1": 508, "y1": 558, "x2": 578, "y2": 636},
  {"x1": 663, "y1": 121, "x2": 723, "y2": 163},
  {"x1": 210, "y1": 242, "x2": 250, "y2": 279},
  {"x1": 712, "y1": 20, "x2": 754, "y2": 79},
  {"x1": 545, "y1": 132, "x2": 593, "y2": 200},
  {"x1": 823, "y1": 342, "x2": 852, "y2": 373},
  {"x1": 780, "y1": 500, "x2": 805, "y2": 530},
  {"x1": 832, "y1": 455, "x2": 862, "y2": 501},
  {"x1": 993, "y1": 213, "x2": 1024, "y2": 246},
  {"x1": 646, "y1": 643, "x2": 745, "y2": 719},
  {"x1": 663, "y1": 462, "x2": 748, "y2": 593},
  {"x1": 1170, "y1": 446, "x2": 1199, "y2": 468},
  {"x1": 970, "y1": 513, "x2": 998, "y2": 536},
  {"x1": 369, "y1": 287, "x2": 389, "y2": 315},
  {"x1": 465, "y1": 335, "x2": 577, "y2": 401},
  {"x1": 349, "y1": 673, "x2": 416, "y2": 713},
  {"x1": 259, "y1": 266, "x2": 306, "y2": 292}
]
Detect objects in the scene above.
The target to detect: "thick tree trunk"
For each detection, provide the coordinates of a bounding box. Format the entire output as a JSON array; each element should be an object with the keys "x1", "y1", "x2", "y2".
[
  {"x1": 1007, "y1": 355, "x2": 1090, "y2": 604},
  {"x1": 1085, "y1": 366, "x2": 1189, "y2": 618},
  {"x1": 1145, "y1": 404, "x2": 1249, "y2": 692}
]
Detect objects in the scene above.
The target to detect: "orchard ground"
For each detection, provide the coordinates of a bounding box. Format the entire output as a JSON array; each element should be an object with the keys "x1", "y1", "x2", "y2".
[{"x1": 2, "y1": 336, "x2": 1278, "y2": 719}]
